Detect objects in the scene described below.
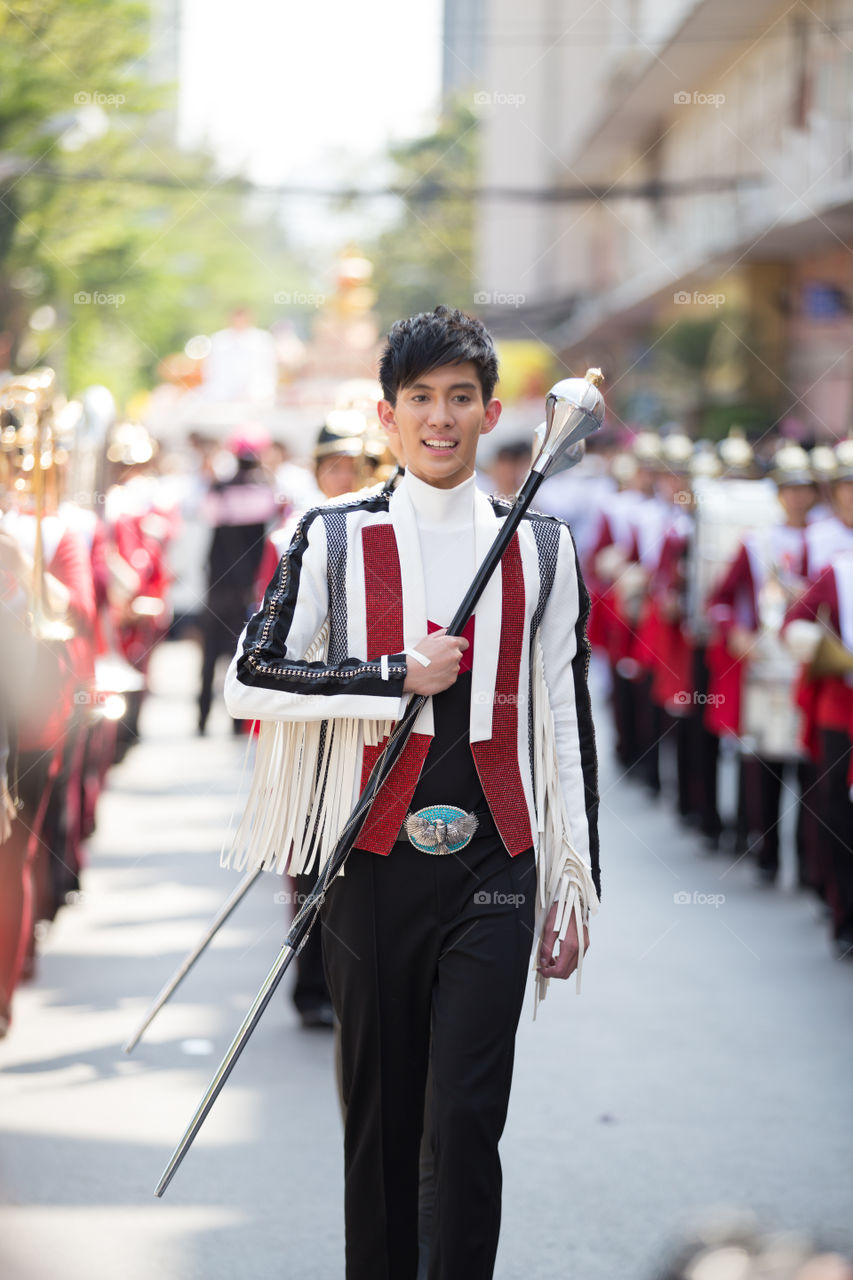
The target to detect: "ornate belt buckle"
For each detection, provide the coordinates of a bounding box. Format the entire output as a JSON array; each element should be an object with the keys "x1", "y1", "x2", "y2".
[{"x1": 404, "y1": 805, "x2": 479, "y2": 856}]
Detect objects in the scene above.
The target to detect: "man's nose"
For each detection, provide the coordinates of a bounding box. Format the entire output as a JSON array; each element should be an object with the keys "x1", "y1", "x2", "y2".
[{"x1": 425, "y1": 398, "x2": 454, "y2": 429}]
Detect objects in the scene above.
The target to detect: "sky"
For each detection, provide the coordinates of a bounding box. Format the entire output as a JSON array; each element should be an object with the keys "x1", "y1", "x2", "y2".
[{"x1": 178, "y1": 0, "x2": 444, "y2": 247}]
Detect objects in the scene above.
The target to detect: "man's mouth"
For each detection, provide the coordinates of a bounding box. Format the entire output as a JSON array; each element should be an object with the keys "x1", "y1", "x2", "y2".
[{"x1": 423, "y1": 438, "x2": 458, "y2": 452}]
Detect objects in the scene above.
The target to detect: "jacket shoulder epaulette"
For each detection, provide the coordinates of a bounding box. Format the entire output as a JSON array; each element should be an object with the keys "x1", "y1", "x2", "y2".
[{"x1": 487, "y1": 494, "x2": 574, "y2": 538}]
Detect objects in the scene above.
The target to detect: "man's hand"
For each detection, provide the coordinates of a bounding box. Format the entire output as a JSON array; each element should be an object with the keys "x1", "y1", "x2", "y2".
[
  {"x1": 402, "y1": 628, "x2": 469, "y2": 696},
  {"x1": 537, "y1": 900, "x2": 589, "y2": 980},
  {"x1": 727, "y1": 624, "x2": 755, "y2": 661}
]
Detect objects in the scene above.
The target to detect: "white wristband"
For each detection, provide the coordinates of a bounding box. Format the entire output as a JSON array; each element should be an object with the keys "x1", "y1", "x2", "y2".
[
  {"x1": 380, "y1": 654, "x2": 389, "y2": 681},
  {"x1": 404, "y1": 646, "x2": 431, "y2": 668}
]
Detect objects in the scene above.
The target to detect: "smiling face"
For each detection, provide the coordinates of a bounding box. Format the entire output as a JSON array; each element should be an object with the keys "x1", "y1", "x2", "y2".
[{"x1": 377, "y1": 361, "x2": 501, "y2": 489}]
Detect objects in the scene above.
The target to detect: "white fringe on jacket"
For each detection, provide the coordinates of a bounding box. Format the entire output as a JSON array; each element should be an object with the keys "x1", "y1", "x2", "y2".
[
  {"x1": 222, "y1": 625, "x2": 599, "y2": 1010},
  {"x1": 530, "y1": 635, "x2": 599, "y2": 1011},
  {"x1": 221, "y1": 620, "x2": 394, "y2": 879}
]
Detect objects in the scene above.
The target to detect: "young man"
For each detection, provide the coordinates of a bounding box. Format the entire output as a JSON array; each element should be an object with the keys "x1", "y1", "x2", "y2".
[{"x1": 224, "y1": 305, "x2": 600, "y2": 1279}]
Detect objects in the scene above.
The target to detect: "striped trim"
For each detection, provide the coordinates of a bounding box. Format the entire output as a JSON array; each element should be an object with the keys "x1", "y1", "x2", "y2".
[{"x1": 568, "y1": 532, "x2": 601, "y2": 899}]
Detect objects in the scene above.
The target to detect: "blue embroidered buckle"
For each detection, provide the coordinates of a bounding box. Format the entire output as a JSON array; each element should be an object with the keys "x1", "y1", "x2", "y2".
[{"x1": 401, "y1": 804, "x2": 479, "y2": 856}]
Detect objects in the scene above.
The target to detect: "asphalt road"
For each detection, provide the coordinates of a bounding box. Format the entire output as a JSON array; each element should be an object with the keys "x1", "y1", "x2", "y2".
[{"x1": 1, "y1": 640, "x2": 852, "y2": 1279}]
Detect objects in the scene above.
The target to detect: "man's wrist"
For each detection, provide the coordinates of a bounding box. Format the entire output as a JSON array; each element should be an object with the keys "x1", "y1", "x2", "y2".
[{"x1": 381, "y1": 653, "x2": 408, "y2": 696}]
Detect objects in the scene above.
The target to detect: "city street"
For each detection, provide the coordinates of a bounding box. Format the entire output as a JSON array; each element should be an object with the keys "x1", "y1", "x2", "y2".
[{"x1": 1, "y1": 640, "x2": 852, "y2": 1280}]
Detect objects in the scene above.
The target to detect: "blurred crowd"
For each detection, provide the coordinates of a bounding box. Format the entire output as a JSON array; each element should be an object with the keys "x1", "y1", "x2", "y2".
[
  {"x1": 539, "y1": 422, "x2": 853, "y2": 965},
  {"x1": 0, "y1": 363, "x2": 410, "y2": 1038}
]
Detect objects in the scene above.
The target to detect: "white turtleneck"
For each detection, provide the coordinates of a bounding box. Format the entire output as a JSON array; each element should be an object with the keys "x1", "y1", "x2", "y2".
[{"x1": 402, "y1": 469, "x2": 478, "y2": 628}]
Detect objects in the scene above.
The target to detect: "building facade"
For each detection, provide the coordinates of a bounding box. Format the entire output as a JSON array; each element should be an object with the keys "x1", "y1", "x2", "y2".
[{"x1": 477, "y1": 0, "x2": 853, "y2": 437}]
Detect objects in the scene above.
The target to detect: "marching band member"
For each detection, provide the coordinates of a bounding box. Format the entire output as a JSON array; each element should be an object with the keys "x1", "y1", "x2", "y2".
[
  {"x1": 784, "y1": 441, "x2": 853, "y2": 955},
  {"x1": 104, "y1": 423, "x2": 178, "y2": 749},
  {"x1": 224, "y1": 306, "x2": 600, "y2": 1279},
  {"x1": 253, "y1": 413, "x2": 373, "y2": 599},
  {"x1": 805, "y1": 440, "x2": 853, "y2": 573},
  {"x1": 705, "y1": 445, "x2": 816, "y2": 886},
  {"x1": 196, "y1": 427, "x2": 276, "y2": 736},
  {"x1": 585, "y1": 432, "x2": 659, "y2": 771},
  {"x1": 0, "y1": 377, "x2": 95, "y2": 1029},
  {"x1": 631, "y1": 433, "x2": 695, "y2": 800}
]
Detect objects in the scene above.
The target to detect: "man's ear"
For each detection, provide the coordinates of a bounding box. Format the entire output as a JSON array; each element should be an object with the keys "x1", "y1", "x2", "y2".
[
  {"x1": 377, "y1": 399, "x2": 399, "y2": 436},
  {"x1": 481, "y1": 397, "x2": 502, "y2": 437}
]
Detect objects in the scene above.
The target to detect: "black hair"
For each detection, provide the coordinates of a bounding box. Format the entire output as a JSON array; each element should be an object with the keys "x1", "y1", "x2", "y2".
[{"x1": 378, "y1": 304, "x2": 499, "y2": 406}]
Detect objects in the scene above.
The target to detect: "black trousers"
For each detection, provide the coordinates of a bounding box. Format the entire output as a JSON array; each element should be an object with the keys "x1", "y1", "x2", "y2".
[
  {"x1": 291, "y1": 871, "x2": 331, "y2": 1013},
  {"x1": 675, "y1": 647, "x2": 721, "y2": 839},
  {"x1": 818, "y1": 729, "x2": 853, "y2": 937},
  {"x1": 742, "y1": 756, "x2": 814, "y2": 880},
  {"x1": 198, "y1": 591, "x2": 249, "y2": 732},
  {"x1": 322, "y1": 837, "x2": 536, "y2": 1280},
  {"x1": 611, "y1": 664, "x2": 640, "y2": 769}
]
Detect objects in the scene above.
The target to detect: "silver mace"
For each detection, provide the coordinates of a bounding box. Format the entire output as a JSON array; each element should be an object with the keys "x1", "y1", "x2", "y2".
[{"x1": 154, "y1": 368, "x2": 605, "y2": 1197}]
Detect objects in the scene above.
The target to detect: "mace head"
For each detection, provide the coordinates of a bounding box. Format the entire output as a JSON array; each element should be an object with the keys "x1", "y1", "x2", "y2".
[{"x1": 532, "y1": 368, "x2": 605, "y2": 477}]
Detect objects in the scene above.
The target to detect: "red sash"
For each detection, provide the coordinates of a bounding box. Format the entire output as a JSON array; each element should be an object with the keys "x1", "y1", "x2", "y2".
[{"x1": 355, "y1": 522, "x2": 532, "y2": 856}]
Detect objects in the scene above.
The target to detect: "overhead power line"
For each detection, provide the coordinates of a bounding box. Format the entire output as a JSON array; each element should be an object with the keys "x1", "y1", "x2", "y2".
[{"x1": 2, "y1": 163, "x2": 768, "y2": 204}]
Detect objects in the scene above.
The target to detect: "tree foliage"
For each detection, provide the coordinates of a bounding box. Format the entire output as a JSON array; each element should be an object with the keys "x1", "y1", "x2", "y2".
[
  {"x1": 367, "y1": 100, "x2": 479, "y2": 332},
  {"x1": 0, "y1": 0, "x2": 305, "y2": 405}
]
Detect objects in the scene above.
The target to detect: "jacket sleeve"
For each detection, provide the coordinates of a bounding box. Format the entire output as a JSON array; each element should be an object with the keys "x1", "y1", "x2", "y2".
[
  {"x1": 224, "y1": 509, "x2": 408, "y2": 724},
  {"x1": 538, "y1": 522, "x2": 601, "y2": 905},
  {"x1": 783, "y1": 566, "x2": 836, "y2": 628},
  {"x1": 705, "y1": 543, "x2": 754, "y2": 634}
]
